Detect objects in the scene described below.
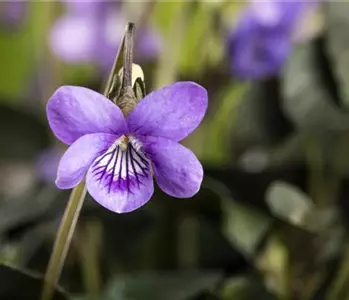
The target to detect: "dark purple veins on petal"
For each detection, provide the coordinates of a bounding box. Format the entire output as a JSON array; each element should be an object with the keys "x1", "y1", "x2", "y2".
[{"x1": 91, "y1": 142, "x2": 151, "y2": 195}]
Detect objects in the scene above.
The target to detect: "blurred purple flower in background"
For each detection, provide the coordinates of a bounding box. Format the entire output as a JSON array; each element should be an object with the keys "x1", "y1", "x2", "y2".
[
  {"x1": 35, "y1": 147, "x2": 64, "y2": 184},
  {"x1": 50, "y1": 1, "x2": 161, "y2": 70},
  {"x1": 0, "y1": 1, "x2": 27, "y2": 29},
  {"x1": 227, "y1": 0, "x2": 308, "y2": 79},
  {"x1": 46, "y1": 83, "x2": 207, "y2": 213}
]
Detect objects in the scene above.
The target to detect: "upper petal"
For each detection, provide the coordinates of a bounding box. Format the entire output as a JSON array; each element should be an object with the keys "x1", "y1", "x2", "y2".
[
  {"x1": 86, "y1": 136, "x2": 154, "y2": 213},
  {"x1": 47, "y1": 86, "x2": 128, "y2": 144},
  {"x1": 140, "y1": 136, "x2": 203, "y2": 198},
  {"x1": 56, "y1": 133, "x2": 117, "y2": 189},
  {"x1": 127, "y1": 82, "x2": 208, "y2": 142}
]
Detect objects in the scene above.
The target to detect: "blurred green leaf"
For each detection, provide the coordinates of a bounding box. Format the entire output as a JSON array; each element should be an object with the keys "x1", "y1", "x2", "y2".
[
  {"x1": 102, "y1": 271, "x2": 222, "y2": 300},
  {"x1": 282, "y1": 42, "x2": 349, "y2": 131},
  {"x1": 266, "y1": 181, "x2": 314, "y2": 227},
  {"x1": 233, "y1": 79, "x2": 292, "y2": 155},
  {"x1": 205, "y1": 177, "x2": 272, "y2": 258},
  {"x1": 255, "y1": 235, "x2": 288, "y2": 299},
  {"x1": 223, "y1": 200, "x2": 272, "y2": 258},
  {"x1": 179, "y1": 3, "x2": 214, "y2": 75},
  {"x1": 0, "y1": 104, "x2": 49, "y2": 159},
  {"x1": 325, "y1": 242, "x2": 349, "y2": 300},
  {"x1": 301, "y1": 208, "x2": 338, "y2": 233},
  {"x1": 0, "y1": 264, "x2": 70, "y2": 299},
  {"x1": 152, "y1": 1, "x2": 187, "y2": 88},
  {"x1": 221, "y1": 2, "x2": 247, "y2": 30},
  {"x1": 61, "y1": 64, "x2": 95, "y2": 87},
  {"x1": 0, "y1": 2, "x2": 53, "y2": 103},
  {"x1": 220, "y1": 276, "x2": 277, "y2": 300},
  {"x1": 326, "y1": 1, "x2": 349, "y2": 108},
  {"x1": 204, "y1": 82, "x2": 247, "y2": 164},
  {"x1": 234, "y1": 84, "x2": 270, "y2": 145},
  {"x1": 0, "y1": 186, "x2": 60, "y2": 234},
  {"x1": 152, "y1": 2, "x2": 186, "y2": 35}
]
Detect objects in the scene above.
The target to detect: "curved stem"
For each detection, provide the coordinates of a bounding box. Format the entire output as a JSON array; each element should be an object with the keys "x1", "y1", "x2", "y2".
[{"x1": 41, "y1": 182, "x2": 86, "y2": 300}]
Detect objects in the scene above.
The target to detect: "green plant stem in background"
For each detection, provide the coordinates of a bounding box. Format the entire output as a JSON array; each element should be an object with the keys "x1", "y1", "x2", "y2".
[
  {"x1": 153, "y1": 1, "x2": 186, "y2": 89},
  {"x1": 41, "y1": 23, "x2": 135, "y2": 300},
  {"x1": 305, "y1": 135, "x2": 341, "y2": 209},
  {"x1": 76, "y1": 219, "x2": 103, "y2": 297},
  {"x1": 324, "y1": 133, "x2": 349, "y2": 300},
  {"x1": 41, "y1": 182, "x2": 87, "y2": 300},
  {"x1": 304, "y1": 136, "x2": 322, "y2": 205},
  {"x1": 325, "y1": 242, "x2": 349, "y2": 300},
  {"x1": 32, "y1": 2, "x2": 61, "y2": 105},
  {"x1": 177, "y1": 214, "x2": 198, "y2": 269},
  {"x1": 204, "y1": 83, "x2": 247, "y2": 164}
]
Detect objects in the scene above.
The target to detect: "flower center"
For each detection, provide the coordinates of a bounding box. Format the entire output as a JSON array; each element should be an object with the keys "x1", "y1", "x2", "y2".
[
  {"x1": 90, "y1": 134, "x2": 151, "y2": 194},
  {"x1": 119, "y1": 135, "x2": 129, "y2": 151}
]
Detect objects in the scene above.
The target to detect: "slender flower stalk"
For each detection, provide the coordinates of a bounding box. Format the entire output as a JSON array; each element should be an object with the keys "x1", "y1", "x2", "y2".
[
  {"x1": 41, "y1": 181, "x2": 86, "y2": 300},
  {"x1": 41, "y1": 23, "x2": 137, "y2": 300}
]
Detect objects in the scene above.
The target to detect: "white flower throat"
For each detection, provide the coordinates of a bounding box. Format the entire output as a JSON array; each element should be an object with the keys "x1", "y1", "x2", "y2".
[{"x1": 91, "y1": 135, "x2": 151, "y2": 193}]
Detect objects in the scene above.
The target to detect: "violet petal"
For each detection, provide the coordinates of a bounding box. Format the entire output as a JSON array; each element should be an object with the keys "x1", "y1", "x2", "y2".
[
  {"x1": 127, "y1": 82, "x2": 208, "y2": 142},
  {"x1": 141, "y1": 135, "x2": 203, "y2": 198},
  {"x1": 47, "y1": 86, "x2": 128, "y2": 145},
  {"x1": 56, "y1": 133, "x2": 117, "y2": 189},
  {"x1": 86, "y1": 137, "x2": 154, "y2": 213}
]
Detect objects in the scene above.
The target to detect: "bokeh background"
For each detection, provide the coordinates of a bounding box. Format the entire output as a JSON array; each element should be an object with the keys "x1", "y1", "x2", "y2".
[{"x1": 1, "y1": 1, "x2": 349, "y2": 299}]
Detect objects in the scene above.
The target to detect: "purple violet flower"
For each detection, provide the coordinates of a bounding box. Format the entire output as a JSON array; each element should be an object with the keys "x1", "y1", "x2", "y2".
[
  {"x1": 46, "y1": 82, "x2": 207, "y2": 213},
  {"x1": 228, "y1": 0, "x2": 305, "y2": 79},
  {"x1": 50, "y1": 1, "x2": 161, "y2": 70},
  {"x1": 0, "y1": 2, "x2": 27, "y2": 29},
  {"x1": 35, "y1": 147, "x2": 64, "y2": 184}
]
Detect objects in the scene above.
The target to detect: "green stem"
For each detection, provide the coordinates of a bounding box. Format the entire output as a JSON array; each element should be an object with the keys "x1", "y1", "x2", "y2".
[
  {"x1": 41, "y1": 182, "x2": 87, "y2": 300},
  {"x1": 77, "y1": 220, "x2": 102, "y2": 297},
  {"x1": 325, "y1": 242, "x2": 349, "y2": 300},
  {"x1": 177, "y1": 214, "x2": 198, "y2": 269},
  {"x1": 41, "y1": 23, "x2": 135, "y2": 300},
  {"x1": 153, "y1": 2, "x2": 186, "y2": 89}
]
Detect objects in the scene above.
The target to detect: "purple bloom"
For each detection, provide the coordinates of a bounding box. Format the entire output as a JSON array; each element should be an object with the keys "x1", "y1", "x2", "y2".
[
  {"x1": 0, "y1": 2, "x2": 27, "y2": 29},
  {"x1": 50, "y1": 1, "x2": 161, "y2": 70},
  {"x1": 228, "y1": 0, "x2": 306, "y2": 79},
  {"x1": 46, "y1": 82, "x2": 207, "y2": 213},
  {"x1": 35, "y1": 147, "x2": 63, "y2": 184}
]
